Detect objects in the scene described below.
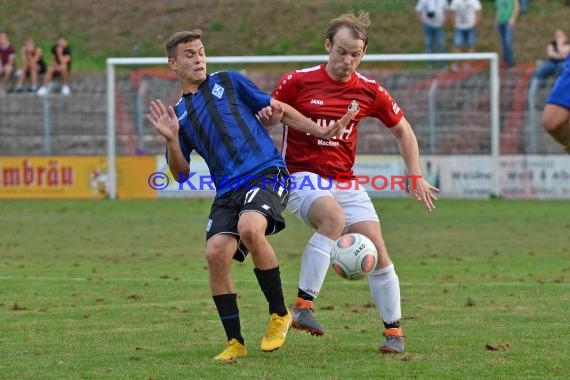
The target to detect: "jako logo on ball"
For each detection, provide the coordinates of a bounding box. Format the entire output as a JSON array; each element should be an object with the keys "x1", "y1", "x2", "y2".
[{"x1": 330, "y1": 233, "x2": 378, "y2": 280}]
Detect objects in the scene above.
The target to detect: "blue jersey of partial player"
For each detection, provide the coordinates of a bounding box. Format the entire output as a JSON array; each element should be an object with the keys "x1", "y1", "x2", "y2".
[
  {"x1": 171, "y1": 70, "x2": 285, "y2": 197},
  {"x1": 546, "y1": 54, "x2": 570, "y2": 109}
]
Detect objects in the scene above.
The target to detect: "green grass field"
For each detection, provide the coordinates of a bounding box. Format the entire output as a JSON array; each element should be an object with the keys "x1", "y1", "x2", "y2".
[{"x1": 1, "y1": 198, "x2": 569, "y2": 379}]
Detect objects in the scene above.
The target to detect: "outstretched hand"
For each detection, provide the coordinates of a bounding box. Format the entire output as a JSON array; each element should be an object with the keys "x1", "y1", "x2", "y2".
[
  {"x1": 148, "y1": 99, "x2": 179, "y2": 141},
  {"x1": 317, "y1": 108, "x2": 359, "y2": 139},
  {"x1": 409, "y1": 177, "x2": 440, "y2": 212},
  {"x1": 257, "y1": 100, "x2": 284, "y2": 128}
]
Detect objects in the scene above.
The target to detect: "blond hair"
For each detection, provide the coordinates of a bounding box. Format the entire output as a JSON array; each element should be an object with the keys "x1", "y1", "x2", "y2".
[{"x1": 326, "y1": 10, "x2": 371, "y2": 48}]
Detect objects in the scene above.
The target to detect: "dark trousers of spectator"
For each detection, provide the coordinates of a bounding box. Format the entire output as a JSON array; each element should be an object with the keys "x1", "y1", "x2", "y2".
[
  {"x1": 423, "y1": 24, "x2": 446, "y2": 69},
  {"x1": 497, "y1": 22, "x2": 515, "y2": 68},
  {"x1": 534, "y1": 60, "x2": 566, "y2": 80}
]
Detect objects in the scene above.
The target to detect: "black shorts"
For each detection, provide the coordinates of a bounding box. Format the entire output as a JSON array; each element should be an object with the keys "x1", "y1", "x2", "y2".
[{"x1": 205, "y1": 166, "x2": 290, "y2": 262}]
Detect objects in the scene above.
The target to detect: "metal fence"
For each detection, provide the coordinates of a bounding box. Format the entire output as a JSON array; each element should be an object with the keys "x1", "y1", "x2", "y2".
[{"x1": 0, "y1": 64, "x2": 564, "y2": 158}]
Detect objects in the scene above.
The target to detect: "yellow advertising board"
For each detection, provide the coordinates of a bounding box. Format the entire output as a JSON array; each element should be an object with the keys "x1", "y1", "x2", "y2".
[
  {"x1": 116, "y1": 156, "x2": 157, "y2": 199},
  {"x1": 0, "y1": 156, "x2": 157, "y2": 199}
]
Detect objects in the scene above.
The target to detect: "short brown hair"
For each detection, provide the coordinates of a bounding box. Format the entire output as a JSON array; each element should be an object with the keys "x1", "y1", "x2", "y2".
[
  {"x1": 165, "y1": 29, "x2": 202, "y2": 58},
  {"x1": 326, "y1": 11, "x2": 370, "y2": 48}
]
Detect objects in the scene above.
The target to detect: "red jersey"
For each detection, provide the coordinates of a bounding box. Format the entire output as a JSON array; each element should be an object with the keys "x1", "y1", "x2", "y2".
[{"x1": 273, "y1": 63, "x2": 403, "y2": 178}]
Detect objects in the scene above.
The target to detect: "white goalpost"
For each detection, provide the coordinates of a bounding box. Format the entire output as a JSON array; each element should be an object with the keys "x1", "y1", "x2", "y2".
[{"x1": 106, "y1": 52, "x2": 500, "y2": 200}]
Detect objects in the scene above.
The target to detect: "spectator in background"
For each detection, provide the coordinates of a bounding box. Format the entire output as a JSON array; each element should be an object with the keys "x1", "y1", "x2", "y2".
[
  {"x1": 533, "y1": 30, "x2": 570, "y2": 82},
  {"x1": 449, "y1": 0, "x2": 482, "y2": 71},
  {"x1": 495, "y1": 0, "x2": 519, "y2": 69},
  {"x1": 37, "y1": 36, "x2": 72, "y2": 96},
  {"x1": 0, "y1": 31, "x2": 16, "y2": 93},
  {"x1": 415, "y1": 0, "x2": 449, "y2": 69},
  {"x1": 15, "y1": 38, "x2": 46, "y2": 92}
]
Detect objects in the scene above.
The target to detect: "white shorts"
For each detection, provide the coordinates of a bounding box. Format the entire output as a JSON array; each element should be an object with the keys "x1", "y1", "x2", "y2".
[{"x1": 286, "y1": 171, "x2": 379, "y2": 230}]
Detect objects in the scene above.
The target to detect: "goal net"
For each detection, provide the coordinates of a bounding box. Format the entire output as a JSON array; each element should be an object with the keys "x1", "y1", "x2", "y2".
[{"x1": 106, "y1": 53, "x2": 500, "y2": 199}]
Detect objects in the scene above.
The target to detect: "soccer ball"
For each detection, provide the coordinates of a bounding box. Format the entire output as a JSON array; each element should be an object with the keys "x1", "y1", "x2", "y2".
[{"x1": 330, "y1": 233, "x2": 378, "y2": 280}]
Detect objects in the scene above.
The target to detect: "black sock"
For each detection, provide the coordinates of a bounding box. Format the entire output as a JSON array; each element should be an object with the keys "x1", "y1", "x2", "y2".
[
  {"x1": 253, "y1": 267, "x2": 287, "y2": 316},
  {"x1": 297, "y1": 289, "x2": 314, "y2": 302},
  {"x1": 383, "y1": 321, "x2": 401, "y2": 329},
  {"x1": 212, "y1": 293, "x2": 244, "y2": 345}
]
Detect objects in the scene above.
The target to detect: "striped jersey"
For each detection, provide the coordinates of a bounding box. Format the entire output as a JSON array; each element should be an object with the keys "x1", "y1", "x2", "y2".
[
  {"x1": 272, "y1": 63, "x2": 404, "y2": 178},
  {"x1": 172, "y1": 70, "x2": 285, "y2": 197}
]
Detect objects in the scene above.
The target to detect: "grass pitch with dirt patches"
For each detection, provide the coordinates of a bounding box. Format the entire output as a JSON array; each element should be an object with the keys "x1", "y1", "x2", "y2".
[{"x1": 1, "y1": 198, "x2": 569, "y2": 379}]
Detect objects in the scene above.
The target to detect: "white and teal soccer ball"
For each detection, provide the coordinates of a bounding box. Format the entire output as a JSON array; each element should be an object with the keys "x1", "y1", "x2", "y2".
[{"x1": 330, "y1": 233, "x2": 378, "y2": 280}]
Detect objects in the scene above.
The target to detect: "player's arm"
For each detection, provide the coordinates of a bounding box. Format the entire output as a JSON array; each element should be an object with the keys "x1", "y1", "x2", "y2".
[
  {"x1": 258, "y1": 98, "x2": 357, "y2": 138},
  {"x1": 257, "y1": 101, "x2": 282, "y2": 132},
  {"x1": 389, "y1": 117, "x2": 439, "y2": 212},
  {"x1": 165, "y1": 137, "x2": 190, "y2": 182},
  {"x1": 147, "y1": 99, "x2": 190, "y2": 181}
]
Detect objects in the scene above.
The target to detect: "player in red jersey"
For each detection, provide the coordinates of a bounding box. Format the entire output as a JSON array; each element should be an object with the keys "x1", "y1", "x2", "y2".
[{"x1": 260, "y1": 11, "x2": 439, "y2": 353}]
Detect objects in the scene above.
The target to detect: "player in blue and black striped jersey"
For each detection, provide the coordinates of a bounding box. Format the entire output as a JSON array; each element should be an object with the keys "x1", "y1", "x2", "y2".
[{"x1": 148, "y1": 30, "x2": 356, "y2": 362}]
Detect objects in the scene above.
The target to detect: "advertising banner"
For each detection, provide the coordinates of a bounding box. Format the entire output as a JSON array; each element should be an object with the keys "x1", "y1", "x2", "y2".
[
  {"x1": 421, "y1": 155, "x2": 570, "y2": 199},
  {"x1": 500, "y1": 155, "x2": 570, "y2": 199},
  {"x1": 116, "y1": 156, "x2": 157, "y2": 199},
  {"x1": 0, "y1": 156, "x2": 157, "y2": 199},
  {"x1": 0, "y1": 156, "x2": 108, "y2": 199}
]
